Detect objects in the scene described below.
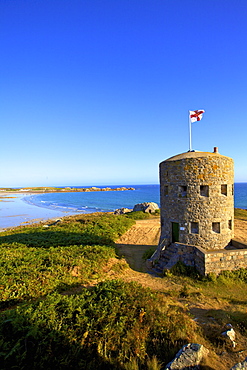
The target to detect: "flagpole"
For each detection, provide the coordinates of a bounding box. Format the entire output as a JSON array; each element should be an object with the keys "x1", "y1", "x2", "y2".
[
  {"x1": 189, "y1": 111, "x2": 192, "y2": 151},
  {"x1": 188, "y1": 110, "x2": 205, "y2": 151}
]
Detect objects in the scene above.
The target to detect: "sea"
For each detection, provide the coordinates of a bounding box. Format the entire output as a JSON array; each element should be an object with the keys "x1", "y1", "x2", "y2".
[
  {"x1": 23, "y1": 183, "x2": 247, "y2": 214},
  {"x1": 23, "y1": 185, "x2": 160, "y2": 214}
]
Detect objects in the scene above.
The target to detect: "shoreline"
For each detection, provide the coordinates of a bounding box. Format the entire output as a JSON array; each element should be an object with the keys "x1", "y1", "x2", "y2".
[
  {"x1": 0, "y1": 192, "x2": 91, "y2": 232},
  {"x1": 0, "y1": 186, "x2": 135, "y2": 195},
  {"x1": 1, "y1": 184, "x2": 246, "y2": 232},
  {"x1": 0, "y1": 187, "x2": 136, "y2": 231}
]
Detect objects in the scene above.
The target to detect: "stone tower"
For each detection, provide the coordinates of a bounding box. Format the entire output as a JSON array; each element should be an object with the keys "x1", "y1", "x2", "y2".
[{"x1": 158, "y1": 148, "x2": 234, "y2": 251}]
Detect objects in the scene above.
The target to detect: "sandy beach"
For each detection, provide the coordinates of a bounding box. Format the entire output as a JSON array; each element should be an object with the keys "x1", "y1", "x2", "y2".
[
  {"x1": 0, "y1": 192, "x2": 80, "y2": 231},
  {"x1": 0, "y1": 186, "x2": 137, "y2": 231}
]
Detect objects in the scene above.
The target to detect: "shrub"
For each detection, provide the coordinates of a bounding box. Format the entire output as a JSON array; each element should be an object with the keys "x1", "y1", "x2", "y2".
[
  {"x1": 234, "y1": 208, "x2": 247, "y2": 220},
  {"x1": 142, "y1": 247, "x2": 156, "y2": 261},
  {"x1": 0, "y1": 280, "x2": 198, "y2": 369},
  {"x1": 0, "y1": 244, "x2": 116, "y2": 308},
  {"x1": 125, "y1": 211, "x2": 151, "y2": 220},
  {"x1": 0, "y1": 213, "x2": 135, "y2": 308},
  {"x1": 168, "y1": 261, "x2": 200, "y2": 279},
  {"x1": 205, "y1": 268, "x2": 247, "y2": 284},
  {"x1": 0, "y1": 214, "x2": 135, "y2": 248}
]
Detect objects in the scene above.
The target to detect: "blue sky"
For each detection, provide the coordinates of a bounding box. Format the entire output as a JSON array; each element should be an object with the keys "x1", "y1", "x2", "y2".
[{"x1": 1, "y1": 0, "x2": 247, "y2": 187}]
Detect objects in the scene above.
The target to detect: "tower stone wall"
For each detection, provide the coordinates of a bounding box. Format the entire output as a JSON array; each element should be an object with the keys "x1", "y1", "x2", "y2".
[{"x1": 159, "y1": 151, "x2": 234, "y2": 251}]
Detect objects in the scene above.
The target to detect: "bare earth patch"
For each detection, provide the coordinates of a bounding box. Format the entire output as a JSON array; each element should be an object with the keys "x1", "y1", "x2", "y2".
[
  {"x1": 114, "y1": 217, "x2": 247, "y2": 369},
  {"x1": 116, "y1": 218, "x2": 160, "y2": 246},
  {"x1": 234, "y1": 219, "x2": 247, "y2": 243}
]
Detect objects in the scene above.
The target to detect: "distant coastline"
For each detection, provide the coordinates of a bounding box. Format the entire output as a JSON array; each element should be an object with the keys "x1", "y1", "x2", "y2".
[
  {"x1": 0, "y1": 186, "x2": 135, "y2": 230},
  {"x1": 0, "y1": 186, "x2": 135, "y2": 196},
  {"x1": 1, "y1": 183, "x2": 246, "y2": 231}
]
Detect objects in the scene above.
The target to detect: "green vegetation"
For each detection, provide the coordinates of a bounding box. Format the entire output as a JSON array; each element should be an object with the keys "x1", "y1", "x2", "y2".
[
  {"x1": 164, "y1": 261, "x2": 247, "y2": 332},
  {"x1": 0, "y1": 186, "x2": 135, "y2": 193},
  {"x1": 0, "y1": 243, "x2": 115, "y2": 308},
  {"x1": 234, "y1": 208, "x2": 247, "y2": 220},
  {"x1": 0, "y1": 214, "x2": 198, "y2": 369},
  {"x1": 0, "y1": 214, "x2": 134, "y2": 308},
  {"x1": 0, "y1": 188, "x2": 19, "y2": 192},
  {"x1": 166, "y1": 261, "x2": 201, "y2": 279},
  {"x1": 0, "y1": 213, "x2": 198, "y2": 369},
  {"x1": 142, "y1": 247, "x2": 156, "y2": 261},
  {"x1": 1, "y1": 212, "x2": 247, "y2": 369},
  {"x1": 0, "y1": 280, "x2": 197, "y2": 369},
  {"x1": 125, "y1": 211, "x2": 151, "y2": 220},
  {"x1": 125, "y1": 210, "x2": 159, "y2": 220}
]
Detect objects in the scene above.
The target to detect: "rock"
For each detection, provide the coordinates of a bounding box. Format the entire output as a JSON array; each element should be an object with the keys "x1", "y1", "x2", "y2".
[
  {"x1": 114, "y1": 208, "x2": 132, "y2": 215},
  {"x1": 222, "y1": 324, "x2": 236, "y2": 348},
  {"x1": 164, "y1": 343, "x2": 209, "y2": 370},
  {"x1": 43, "y1": 219, "x2": 62, "y2": 227},
  {"x1": 231, "y1": 358, "x2": 247, "y2": 370},
  {"x1": 133, "y1": 202, "x2": 159, "y2": 214}
]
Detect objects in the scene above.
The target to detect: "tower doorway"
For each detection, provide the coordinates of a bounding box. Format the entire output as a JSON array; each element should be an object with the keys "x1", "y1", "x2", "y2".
[{"x1": 172, "y1": 222, "x2": 179, "y2": 242}]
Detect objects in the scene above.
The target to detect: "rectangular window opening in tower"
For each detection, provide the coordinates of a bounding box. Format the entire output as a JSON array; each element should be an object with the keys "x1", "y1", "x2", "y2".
[
  {"x1": 228, "y1": 220, "x2": 232, "y2": 230},
  {"x1": 221, "y1": 184, "x2": 227, "y2": 196},
  {"x1": 212, "y1": 222, "x2": 220, "y2": 233},
  {"x1": 200, "y1": 185, "x2": 209, "y2": 197},
  {"x1": 179, "y1": 185, "x2": 187, "y2": 198},
  {"x1": 190, "y1": 222, "x2": 199, "y2": 234},
  {"x1": 164, "y1": 185, "x2": 168, "y2": 196}
]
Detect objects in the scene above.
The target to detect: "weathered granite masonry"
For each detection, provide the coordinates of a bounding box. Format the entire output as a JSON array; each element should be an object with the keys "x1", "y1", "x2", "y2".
[
  {"x1": 159, "y1": 150, "x2": 234, "y2": 250},
  {"x1": 200, "y1": 241, "x2": 247, "y2": 275},
  {"x1": 157, "y1": 241, "x2": 247, "y2": 276},
  {"x1": 148, "y1": 149, "x2": 247, "y2": 276}
]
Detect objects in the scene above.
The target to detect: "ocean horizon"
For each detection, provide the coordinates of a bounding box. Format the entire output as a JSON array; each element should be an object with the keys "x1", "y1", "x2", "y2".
[
  {"x1": 24, "y1": 182, "x2": 247, "y2": 214},
  {"x1": 1, "y1": 183, "x2": 247, "y2": 230},
  {"x1": 23, "y1": 184, "x2": 160, "y2": 214}
]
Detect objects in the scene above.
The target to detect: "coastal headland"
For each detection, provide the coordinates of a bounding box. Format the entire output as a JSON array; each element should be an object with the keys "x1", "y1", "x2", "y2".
[{"x1": 0, "y1": 186, "x2": 135, "y2": 196}]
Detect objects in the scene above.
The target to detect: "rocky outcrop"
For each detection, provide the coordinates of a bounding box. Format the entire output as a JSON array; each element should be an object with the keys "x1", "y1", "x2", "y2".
[
  {"x1": 231, "y1": 358, "x2": 247, "y2": 370},
  {"x1": 164, "y1": 343, "x2": 209, "y2": 370},
  {"x1": 0, "y1": 186, "x2": 135, "y2": 194},
  {"x1": 163, "y1": 340, "x2": 247, "y2": 370},
  {"x1": 114, "y1": 208, "x2": 132, "y2": 215},
  {"x1": 133, "y1": 202, "x2": 159, "y2": 214},
  {"x1": 222, "y1": 324, "x2": 236, "y2": 348}
]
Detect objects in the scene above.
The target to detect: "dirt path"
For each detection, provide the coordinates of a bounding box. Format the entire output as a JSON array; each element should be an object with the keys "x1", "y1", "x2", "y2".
[
  {"x1": 114, "y1": 217, "x2": 247, "y2": 369},
  {"x1": 115, "y1": 218, "x2": 182, "y2": 291},
  {"x1": 234, "y1": 219, "x2": 247, "y2": 243},
  {"x1": 114, "y1": 216, "x2": 247, "y2": 292},
  {"x1": 114, "y1": 216, "x2": 247, "y2": 304},
  {"x1": 116, "y1": 218, "x2": 160, "y2": 246},
  {"x1": 116, "y1": 218, "x2": 247, "y2": 272},
  {"x1": 115, "y1": 218, "x2": 160, "y2": 272}
]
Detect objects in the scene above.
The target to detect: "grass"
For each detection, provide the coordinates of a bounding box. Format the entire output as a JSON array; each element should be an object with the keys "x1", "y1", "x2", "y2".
[
  {"x1": 0, "y1": 214, "x2": 134, "y2": 308},
  {"x1": 0, "y1": 212, "x2": 200, "y2": 369},
  {"x1": 124, "y1": 211, "x2": 155, "y2": 220},
  {"x1": 142, "y1": 247, "x2": 156, "y2": 261},
  {"x1": 0, "y1": 280, "x2": 198, "y2": 369},
  {"x1": 0, "y1": 243, "x2": 116, "y2": 308},
  {"x1": 1, "y1": 211, "x2": 247, "y2": 369},
  {"x1": 163, "y1": 261, "x2": 247, "y2": 331},
  {"x1": 0, "y1": 213, "x2": 135, "y2": 248},
  {"x1": 234, "y1": 208, "x2": 247, "y2": 220}
]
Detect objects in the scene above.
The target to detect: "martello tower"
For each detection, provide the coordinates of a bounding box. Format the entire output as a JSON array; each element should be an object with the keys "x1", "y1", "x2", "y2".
[{"x1": 159, "y1": 148, "x2": 234, "y2": 251}]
